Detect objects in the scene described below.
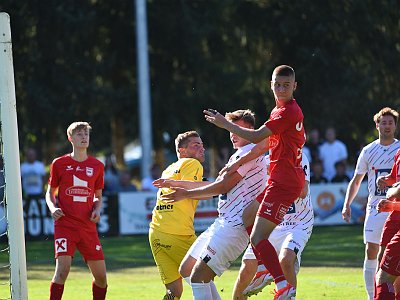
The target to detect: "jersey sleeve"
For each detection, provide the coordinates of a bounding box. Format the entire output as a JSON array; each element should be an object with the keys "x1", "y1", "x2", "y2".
[
  {"x1": 179, "y1": 159, "x2": 203, "y2": 182},
  {"x1": 95, "y1": 162, "x2": 105, "y2": 190},
  {"x1": 354, "y1": 147, "x2": 367, "y2": 175},
  {"x1": 264, "y1": 106, "x2": 296, "y2": 134}
]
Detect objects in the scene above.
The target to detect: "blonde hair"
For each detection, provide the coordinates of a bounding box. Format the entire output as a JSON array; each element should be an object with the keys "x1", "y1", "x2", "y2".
[
  {"x1": 225, "y1": 109, "x2": 255, "y2": 128},
  {"x1": 66, "y1": 121, "x2": 92, "y2": 138},
  {"x1": 373, "y1": 107, "x2": 399, "y2": 125},
  {"x1": 175, "y1": 131, "x2": 200, "y2": 152}
]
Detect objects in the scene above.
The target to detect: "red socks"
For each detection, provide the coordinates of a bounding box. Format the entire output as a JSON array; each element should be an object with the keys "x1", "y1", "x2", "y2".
[
  {"x1": 254, "y1": 239, "x2": 285, "y2": 283},
  {"x1": 49, "y1": 282, "x2": 64, "y2": 300},
  {"x1": 93, "y1": 281, "x2": 107, "y2": 300},
  {"x1": 375, "y1": 282, "x2": 395, "y2": 300}
]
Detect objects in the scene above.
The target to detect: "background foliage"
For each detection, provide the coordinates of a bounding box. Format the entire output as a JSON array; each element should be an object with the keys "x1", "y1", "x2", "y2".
[{"x1": 0, "y1": 0, "x2": 399, "y2": 166}]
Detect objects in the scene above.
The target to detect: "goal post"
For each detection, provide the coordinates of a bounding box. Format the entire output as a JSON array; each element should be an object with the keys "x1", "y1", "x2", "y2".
[{"x1": 0, "y1": 12, "x2": 28, "y2": 300}]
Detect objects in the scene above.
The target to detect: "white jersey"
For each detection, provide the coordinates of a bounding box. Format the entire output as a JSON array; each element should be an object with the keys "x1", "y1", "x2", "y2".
[
  {"x1": 355, "y1": 139, "x2": 400, "y2": 207},
  {"x1": 217, "y1": 143, "x2": 268, "y2": 228},
  {"x1": 275, "y1": 154, "x2": 314, "y2": 236}
]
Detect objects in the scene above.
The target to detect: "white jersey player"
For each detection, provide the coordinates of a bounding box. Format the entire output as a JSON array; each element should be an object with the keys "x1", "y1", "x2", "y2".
[{"x1": 342, "y1": 107, "x2": 400, "y2": 300}]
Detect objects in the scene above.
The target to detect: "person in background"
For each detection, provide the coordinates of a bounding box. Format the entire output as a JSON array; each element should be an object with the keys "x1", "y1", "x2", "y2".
[
  {"x1": 331, "y1": 161, "x2": 351, "y2": 183},
  {"x1": 20, "y1": 147, "x2": 46, "y2": 197},
  {"x1": 310, "y1": 160, "x2": 328, "y2": 184},
  {"x1": 141, "y1": 163, "x2": 161, "y2": 192},
  {"x1": 319, "y1": 127, "x2": 348, "y2": 181},
  {"x1": 117, "y1": 170, "x2": 138, "y2": 192},
  {"x1": 103, "y1": 154, "x2": 120, "y2": 193},
  {"x1": 306, "y1": 128, "x2": 322, "y2": 162}
]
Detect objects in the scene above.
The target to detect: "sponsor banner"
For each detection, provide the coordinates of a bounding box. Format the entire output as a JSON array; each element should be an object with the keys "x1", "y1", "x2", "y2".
[
  {"x1": 118, "y1": 192, "x2": 219, "y2": 235},
  {"x1": 312, "y1": 182, "x2": 368, "y2": 226},
  {"x1": 22, "y1": 195, "x2": 118, "y2": 240}
]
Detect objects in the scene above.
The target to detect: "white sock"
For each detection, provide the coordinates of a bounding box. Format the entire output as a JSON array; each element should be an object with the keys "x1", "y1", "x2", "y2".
[
  {"x1": 257, "y1": 264, "x2": 267, "y2": 272},
  {"x1": 276, "y1": 280, "x2": 288, "y2": 290},
  {"x1": 191, "y1": 282, "x2": 212, "y2": 300},
  {"x1": 209, "y1": 280, "x2": 221, "y2": 300},
  {"x1": 364, "y1": 259, "x2": 377, "y2": 300},
  {"x1": 183, "y1": 276, "x2": 191, "y2": 286}
]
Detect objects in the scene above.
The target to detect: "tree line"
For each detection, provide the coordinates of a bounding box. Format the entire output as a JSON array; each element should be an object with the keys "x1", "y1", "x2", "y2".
[{"x1": 0, "y1": 0, "x2": 399, "y2": 168}]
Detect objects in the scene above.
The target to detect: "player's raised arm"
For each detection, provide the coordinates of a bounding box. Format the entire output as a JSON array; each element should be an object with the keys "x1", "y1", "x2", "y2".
[{"x1": 203, "y1": 109, "x2": 272, "y2": 144}]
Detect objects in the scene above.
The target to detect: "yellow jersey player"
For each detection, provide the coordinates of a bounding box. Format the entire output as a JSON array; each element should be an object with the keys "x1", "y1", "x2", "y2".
[{"x1": 149, "y1": 131, "x2": 206, "y2": 300}]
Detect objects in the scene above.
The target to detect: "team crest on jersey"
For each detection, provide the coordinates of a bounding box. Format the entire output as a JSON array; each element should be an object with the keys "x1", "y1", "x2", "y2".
[{"x1": 86, "y1": 167, "x2": 94, "y2": 177}]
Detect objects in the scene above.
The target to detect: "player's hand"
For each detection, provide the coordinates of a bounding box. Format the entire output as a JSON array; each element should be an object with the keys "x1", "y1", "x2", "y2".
[
  {"x1": 341, "y1": 206, "x2": 351, "y2": 223},
  {"x1": 203, "y1": 109, "x2": 229, "y2": 129},
  {"x1": 376, "y1": 176, "x2": 388, "y2": 190},
  {"x1": 377, "y1": 199, "x2": 394, "y2": 213},
  {"x1": 51, "y1": 208, "x2": 65, "y2": 221},
  {"x1": 160, "y1": 187, "x2": 188, "y2": 203},
  {"x1": 90, "y1": 209, "x2": 101, "y2": 223},
  {"x1": 153, "y1": 178, "x2": 169, "y2": 188}
]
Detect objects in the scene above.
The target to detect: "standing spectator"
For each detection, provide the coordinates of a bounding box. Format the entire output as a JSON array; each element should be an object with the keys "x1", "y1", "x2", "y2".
[
  {"x1": 103, "y1": 154, "x2": 120, "y2": 193},
  {"x1": 46, "y1": 122, "x2": 107, "y2": 300},
  {"x1": 141, "y1": 163, "x2": 161, "y2": 192},
  {"x1": 20, "y1": 147, "x2": 46, "y2": 197},
  {"x1": 310, "y1": 160, "x2": 328, "y2": 184},
  {"x1": 331, "y1": 161, "x2": 351, "y2": 183},
  {"x1": 319, "y1": 127, "x2": 348, "y2": 181},
  {"x1": 306, "y1": 128, "x2": 322, "y2": 162},
  {"x1": 117, "y1": 170, "x2": 137, "y2": 192},
  {"x1": 342, "y1": 107, "x2": 400, "y2": 299}
]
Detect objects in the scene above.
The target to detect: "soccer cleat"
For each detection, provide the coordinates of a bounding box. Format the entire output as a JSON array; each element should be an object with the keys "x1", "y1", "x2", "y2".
[
  {"x1": 242, "y1": 269, "x2": 274, "y2": 297},
  {"x1": 272, "y1": 283, "x2": 296, "y2": 300}
]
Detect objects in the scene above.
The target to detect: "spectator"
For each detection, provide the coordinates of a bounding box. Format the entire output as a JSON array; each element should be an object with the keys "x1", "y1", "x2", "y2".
[
  {"x1": 141, "y1": 163, "x2": 161, "y2": 192},
  {"x1": 310, "y1": 160, "x2": 328, "y2": 184},
  {"x1": 319, "y1": 127, "x2": 348, "y2": 181},
  {"x1": 306, "y1": 128, "x2": 322, "y2": 162},
  {"x1": 117, "y1": 170, "x2": 137, "y2": 192},
  {"x1": 331, "y1": 161, "x2": 351, "y2": 183},
  {"x1": 103, "y1": 154, "x2": 120, "y2": 193},
  {"x1": 20, "y1": 147, "x2": 46, "y2": 197}
]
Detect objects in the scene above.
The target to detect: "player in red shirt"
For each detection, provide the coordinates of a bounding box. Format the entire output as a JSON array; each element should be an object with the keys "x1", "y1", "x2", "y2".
[
  {"x1": 203, "y1": 65, "x2": 305, "y2": 299},
  {"x1": 46, "y1": 122, "x2": 107, "y2": 300},
  {"x1": 375, "y1": 150, "x2": 400, "y2": 299}
]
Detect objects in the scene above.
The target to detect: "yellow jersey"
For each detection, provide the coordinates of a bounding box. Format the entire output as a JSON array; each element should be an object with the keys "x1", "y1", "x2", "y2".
[{"x1": 150, "y1": 158, "x2": 203, "y2": 235}]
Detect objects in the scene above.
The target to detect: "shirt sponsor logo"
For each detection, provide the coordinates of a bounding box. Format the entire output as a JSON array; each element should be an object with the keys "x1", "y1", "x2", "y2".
[
  {"x1": 296, "y1": 122, "x2": 303, "y2": 131},
  {"x1": 65, "y1": 186, "x2": 91, "y2": 197},
  {"x1": 207, "y1": 245, "x2": 216, "y2": 255},
  {"x1": 86, "y1": 167, "x2": 94, "y2": 177},
  {"x1": 155, "y1": 204, "x2": 174, "y2": 210}
]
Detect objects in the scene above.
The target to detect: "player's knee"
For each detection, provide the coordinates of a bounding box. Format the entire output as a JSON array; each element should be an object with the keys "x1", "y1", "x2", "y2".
[{"x1": 93, "y1": 274, "x2": 107, "y2": 288}]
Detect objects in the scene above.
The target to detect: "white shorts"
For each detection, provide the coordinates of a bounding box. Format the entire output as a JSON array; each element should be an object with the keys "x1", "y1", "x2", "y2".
[
  {"x1": 363, "y1": 206, "x2": 389, "y2": 244},
  {"x1": 242, "y1": 229, "x2": 310, "y2": 274},
  {"x1": 187, "y1": 219, "x2": 249, "y2": 276}
]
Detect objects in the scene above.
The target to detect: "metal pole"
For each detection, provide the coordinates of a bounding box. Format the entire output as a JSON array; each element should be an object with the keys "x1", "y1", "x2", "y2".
[{"x1": 135, "y1": 0, "x2": 153, "y2": 180}]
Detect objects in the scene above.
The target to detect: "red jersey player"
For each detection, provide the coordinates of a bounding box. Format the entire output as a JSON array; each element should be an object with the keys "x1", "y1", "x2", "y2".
[
  {"x1": 375, "y1": 149, "x2": 400, "y2": 299},
  {"x1": 46, "y1": 122, "x2": 107, "y2": 300},
  {"x1": 203, "y1": 65, "x2": 305, "y2": 299}
]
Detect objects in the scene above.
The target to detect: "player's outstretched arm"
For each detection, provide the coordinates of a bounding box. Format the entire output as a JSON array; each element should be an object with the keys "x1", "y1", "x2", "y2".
[
  {"x1": 203, "y1": 109, "x2": 272, "y2": 143},
  {"x1": 220, "y1": 139, "x2": 268, "y2": 176},
  {"x1": 342, "y1": 173, "x2": 365, "y2": 223},
  {"x1": 161, "y1": 171, "x2": 242, "y2": 202},
  {"x1": 153, "y1": 178, "x2": 210, "y2": 189}
]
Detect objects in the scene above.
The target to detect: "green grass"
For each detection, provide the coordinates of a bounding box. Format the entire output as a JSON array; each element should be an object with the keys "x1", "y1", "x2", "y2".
[{"x1": 0, "y1": 225, "x2": 366, "y2": 299}]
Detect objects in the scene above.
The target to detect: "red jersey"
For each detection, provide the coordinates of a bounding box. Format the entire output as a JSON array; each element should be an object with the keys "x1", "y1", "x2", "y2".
[
  {"x1": 386, "y1": 150, "x2": 400, "y2": 221},
  {"x1": 49, "y1": 154, "x2": 104, "y2": 229},
  {"x1": 265, "y1": 99, "x2": 305, "y2": 188}
]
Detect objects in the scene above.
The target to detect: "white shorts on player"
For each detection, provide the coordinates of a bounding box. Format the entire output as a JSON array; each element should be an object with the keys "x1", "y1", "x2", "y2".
[
  {"x1": 242, "y1": 229, "x2": 310, "y2": 274},
  {"x1": 187, "y1": 218, "x2": 249, "y2": 276},
  {"x1": 363, "y1": 205, "x2": 389, "y2": 244}
]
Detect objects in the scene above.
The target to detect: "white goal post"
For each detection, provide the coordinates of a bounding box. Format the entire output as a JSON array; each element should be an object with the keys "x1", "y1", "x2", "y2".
[{"x1": 0, "y1": 12, "x2": 28, "y2": 300}]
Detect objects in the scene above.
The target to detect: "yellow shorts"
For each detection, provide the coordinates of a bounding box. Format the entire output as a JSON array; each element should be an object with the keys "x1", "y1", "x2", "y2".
[{"x1": 149, "y1": 228, "x2": 197, "y2": 284}]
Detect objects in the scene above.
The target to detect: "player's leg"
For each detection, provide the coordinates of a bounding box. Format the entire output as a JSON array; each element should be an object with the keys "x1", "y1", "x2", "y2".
[
  {"x1": 364, "y1": 242, "x2": 379, "y2": 299},
  {"x1": 87, "y1": 260, "x2": 107, "y2": 300},
  {"x1": 278, "y1": 249, "x2": 297, "y2": 287},
  {"x1": 232, "y1": 251, "x2": 258, "y2": 299},
  {"x1": 50, "y1": 256, "x2": 72, "y2": 300}
]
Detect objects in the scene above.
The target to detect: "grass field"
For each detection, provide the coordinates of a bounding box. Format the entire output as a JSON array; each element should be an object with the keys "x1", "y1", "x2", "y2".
[{"x1": 0, "y1": 225, "x2": 366, "y2": 299}]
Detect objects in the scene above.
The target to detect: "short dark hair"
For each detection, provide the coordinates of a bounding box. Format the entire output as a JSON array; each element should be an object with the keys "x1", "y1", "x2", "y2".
[
  {"x1": 225, "y1": 109, "x2": 255, "y2": 128},
  {"x1": 272, "y1": 65, "x2": 295, "y2": 79}
]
